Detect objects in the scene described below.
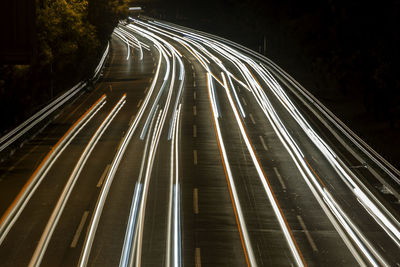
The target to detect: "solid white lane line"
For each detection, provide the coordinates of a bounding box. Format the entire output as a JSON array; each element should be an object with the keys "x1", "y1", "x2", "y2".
[
  {"x1": 193, "y1": 150, "x2": 198, "y2": 165},
  {"x1": 273, "y1": 167, "x2": 287, "y2": 190},
  {"x1": 71, "y1": 211, "x2": 89, "y2": 248},
  {"x1": 249, "y1": 113, "x2": 256, "y2": 125},
  {"x1": 193, "y1": 188, "x2": 199, "y2": 214},
  {"x1": 241, "y1": 97, "x2": 247, "y2": 106},
  {"x1": 206, "y1": 73, "x2": 257, "y2": 266},
  {"x1": 97, "y1": 164, "x2": 111, "y2": 188},
  {"x1": 78, "y1": 48, "x2": 163, "y2": 263},
  {"x1": 297, "y1": 215, "x2": 318, "y2": 252},
  {"x1": 195, "y1": 248, "x2": 201, "y2": 267},
  {"x1": 259, "y1": 136, "x2": 268, "y2": 151},
  {"x1": 137, "y1": 99, "x2": 143, "y2": 108},
  {"x1": 193, "y1": 105, "x2": 197, "y2": 116},
  {"x1": 119, "y1": 183, "x2": 142, "y2": 267},
  {"x1": 167, "y1": 107, "x2": 178, "y2": 267}
]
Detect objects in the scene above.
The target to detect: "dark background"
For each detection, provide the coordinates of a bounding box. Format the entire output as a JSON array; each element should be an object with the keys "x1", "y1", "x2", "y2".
[{"x1": 142, "y1": 0, "x2": 400, "y2": 168}]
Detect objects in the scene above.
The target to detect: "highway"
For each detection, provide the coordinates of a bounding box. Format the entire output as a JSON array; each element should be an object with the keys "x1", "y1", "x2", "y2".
[{"x1": 0, "y1": 17, "x2": 399, "y2": 266}]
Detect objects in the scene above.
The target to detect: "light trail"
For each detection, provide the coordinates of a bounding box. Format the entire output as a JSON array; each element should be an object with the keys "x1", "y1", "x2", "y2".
[
  {"x1": 0, "y1": 82, "x2": 87, "y2": 153},
  {"x1": 167, "y1": 105, "x2": 183, "y2": 267},
  {"x1": 29, "y1": 94, "x2": 126, "y2": 267},
  {"x1": 206, "y1": 73, "x2": 257, "y2": 266},
  {"x1": 119, "y1": 104, "x2": 158, "y2": 267},
  {"x1": 134, "y1": 19, "x2": 306, "y2": 266},
  {"x1": 93, "y1": 42, "x2": 110, "y2": 79},
  {"x1": 219, "y1": 72, "x2": 306, "y2": 266},
  {"x1": 137, "y1": 20, "x2": 304, "y2": 265},
  {"x1": 117, "y1": 22, "x2": 186, "y2": 266},
  {"x1": 78, "y1": 30, "x2": 165, "y2": 266},
  {"x1": 115, "y1": 29, "x2": 130, "y2": 60},
  {"x1": 0, "y1": 95, "x2": 107, "y2": 246}
]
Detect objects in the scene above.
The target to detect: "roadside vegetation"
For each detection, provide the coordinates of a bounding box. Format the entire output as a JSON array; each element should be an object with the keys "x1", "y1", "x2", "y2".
[{"x1": 0, "y1": 0, "x2": 130, "y2": 135}]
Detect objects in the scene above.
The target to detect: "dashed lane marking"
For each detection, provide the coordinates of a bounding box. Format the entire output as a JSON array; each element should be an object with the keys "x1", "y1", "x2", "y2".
[
  {"x1": 273, "y1": 167, "x2": 287, "y2": 190},
  {"x1": 259, "y1": 136, "x2": 268, "y2": 151},
  {"x1": 97, "y1": 164, "x2": 111, "y2": 188},
  {"x1": 71, "y1": 211, "x2": 89, "y2": 248},
  {"x1": 297, "y1": 215, "x2": 318, "y2": 252},
  {"x1": 249, "y1": 113, "x2": 256, "y2": 125}
]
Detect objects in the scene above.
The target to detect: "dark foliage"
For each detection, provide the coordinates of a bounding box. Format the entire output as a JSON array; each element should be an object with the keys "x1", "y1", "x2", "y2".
[{"x1": 0, "y1": 0, "x2": 129, "y2": 135}]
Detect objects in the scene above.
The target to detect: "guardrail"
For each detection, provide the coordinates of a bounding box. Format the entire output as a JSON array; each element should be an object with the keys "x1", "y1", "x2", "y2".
[{"x1": 0, "y1": 41, "x2": 110, "y2": 160}]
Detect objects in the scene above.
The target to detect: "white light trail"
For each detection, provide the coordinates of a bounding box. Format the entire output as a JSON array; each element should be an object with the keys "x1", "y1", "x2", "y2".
[
  {"x1": 29, "y1": 94, "x2": 126, "y2": 267},
  {"x1": 219, "y1": 72, "x2": 305, "y2": 266},
  {"x1": 206, "y1": 73, "x2": 257, "y2": 266},
  {"x1": 0, "y1": 95, "x2": 107, "y2": 246},
  {"x1": 0, "y1": 82, "x2": 86, "y2": 153},
  {"x1": 79, "y1": 29, "x2": 165, "y2": 266}
]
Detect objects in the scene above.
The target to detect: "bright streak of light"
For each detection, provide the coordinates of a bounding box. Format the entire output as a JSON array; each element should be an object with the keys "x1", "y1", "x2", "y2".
[
  {"x1": 116, "y1": 27, "x2": 146, "y2": 60},
  {"x1": 0, "y1": 82, "x2": 86, "y2": 153},
  {"x1": 220, "y1": 72, "x2": 305, "y2": 267},
  {"x1": 206, "y1": 73, "x2": 257, "y2": 267},
  {"x1": 354, "y1": 187, "x2": 400, "y2": 247},
  {"x1": 94, "y1": 42, "x2": 109, "y2": 78},
  {"x1": 29, "y1": 94, "x2": 126, "y2": 267},
  {"x1": 113, "y1": 28, "x2": 130, "y2": 60},
  {"x1": 119, "y1": 182, "x2": 142, "y2": 267},
  {"x1": 0, "y1": 95, "x2": 107, "y2": 246},
  {"x1": 135, "y1": 109, "x2": 163, "y2": 266},
  {"x1": 79, "y1": 29, "x2": 165, "y2": 266}
]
